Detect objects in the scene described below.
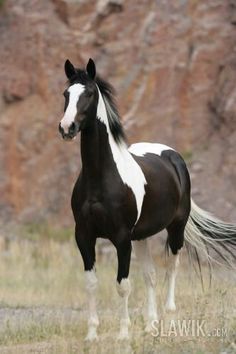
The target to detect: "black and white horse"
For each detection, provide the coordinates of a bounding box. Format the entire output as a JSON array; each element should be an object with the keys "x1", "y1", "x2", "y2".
[{"x1": 59, "y1": 58, "x2": 236, "y2": 341}]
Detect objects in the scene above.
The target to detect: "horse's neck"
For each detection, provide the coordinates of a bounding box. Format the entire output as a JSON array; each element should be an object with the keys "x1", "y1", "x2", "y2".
[
  {"x1": 80, "y1": 121, "x2": 101, "y2": 185},
  {"x1": 80, "y1": 118, "x2": 126, "y2": 187},
  {"x1": 81, "y1": 88, "x2": 129, "y2": 187},
  {"x1": 80, "y1": 89, "x2": 147, "y2": 222}
]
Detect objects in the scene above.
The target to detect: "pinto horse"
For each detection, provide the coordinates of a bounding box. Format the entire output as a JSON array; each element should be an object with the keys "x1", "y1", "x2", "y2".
[{"x1": 59, "y1": 58, "x2": 236, "y2": 341}]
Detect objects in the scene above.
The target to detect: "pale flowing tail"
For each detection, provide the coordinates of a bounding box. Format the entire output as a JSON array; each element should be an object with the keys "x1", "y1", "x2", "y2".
[{"x1": 184, "y1": 199, "x2": 236, "y2": 271}]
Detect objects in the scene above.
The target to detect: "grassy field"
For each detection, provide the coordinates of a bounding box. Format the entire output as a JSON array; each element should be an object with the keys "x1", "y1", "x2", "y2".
[{"x1": 0, "y1": 228, "x2": 235, "y2": 353}]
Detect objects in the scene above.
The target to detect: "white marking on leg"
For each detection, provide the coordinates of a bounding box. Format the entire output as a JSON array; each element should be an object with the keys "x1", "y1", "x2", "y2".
[
  {"x1": 129, "y1": 142, "x2": 174, "y2": 157},
  {"x1": 133, "y1": 240, "x2": 158, "y2": 332},
  {"x1": 96, "y1": 87, "x2": 146, "y2": 224},
  {"x1": 60, "y1": 83, "x2": 85, "y2": 133},
  {"x1": 116, "y1": 278, "x2": 131, "y2": 340},
  {"x1": 165, "y1": 252, "x2": 180, "y2": 312},
  {"x1": 84, "y1": 267, "x2": 99, "y2": 341}
]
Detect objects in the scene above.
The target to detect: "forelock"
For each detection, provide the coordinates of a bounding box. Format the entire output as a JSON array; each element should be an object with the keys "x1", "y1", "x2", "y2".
[{"x1": 69, "y1": 69, "x2": 90, "y2": 86}]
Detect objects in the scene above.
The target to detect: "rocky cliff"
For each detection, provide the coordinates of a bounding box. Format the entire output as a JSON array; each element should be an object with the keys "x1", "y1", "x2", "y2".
[{"x1": 0, "y1": 0, "x2": 235, "y2": 226}]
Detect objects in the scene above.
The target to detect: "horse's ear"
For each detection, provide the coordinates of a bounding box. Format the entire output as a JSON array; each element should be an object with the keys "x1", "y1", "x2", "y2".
[
  {"x1": 86, "y1": 58, "x2": 96, "y2": 80},
  {"x1": 64, "y1": 59, "x2": 76, "y2": 80}
]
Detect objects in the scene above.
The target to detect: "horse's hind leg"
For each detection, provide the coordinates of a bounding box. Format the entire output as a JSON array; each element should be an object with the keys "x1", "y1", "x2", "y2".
[
  {"x1": 165, "y1": 220, "x2": 186, "y2": 311},
  {"x1": 165, "y1": 251, "x2": 180, "y2": 311},
  {"x1": 133, "y1": 239, "x2": 158, "y2": 332},
  {"x1": 112, "y1": 229, "x2": 132, "y2": 340}
]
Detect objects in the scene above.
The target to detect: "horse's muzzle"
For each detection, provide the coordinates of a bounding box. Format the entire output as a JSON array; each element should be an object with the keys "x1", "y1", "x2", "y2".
[{"x1": 58, "y1": 122, "x2": 80, "y2": 140}]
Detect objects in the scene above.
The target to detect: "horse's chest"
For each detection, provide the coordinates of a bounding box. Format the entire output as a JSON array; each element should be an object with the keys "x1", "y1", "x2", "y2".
[
  {"x1": 80, "y1": 187, "x2": 136, "y2": 236},
  {"x1": 81, "y1": 199, "x2": 113, "y2": 235}
]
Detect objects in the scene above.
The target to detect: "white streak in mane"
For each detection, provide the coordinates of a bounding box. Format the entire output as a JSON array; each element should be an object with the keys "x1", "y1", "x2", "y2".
[
  {"x1": 96, "y1": 86, "x2": 147, "y2": 224},
  {"x1": 102, "y1": 95, "x2": 118, "y2": 127}
]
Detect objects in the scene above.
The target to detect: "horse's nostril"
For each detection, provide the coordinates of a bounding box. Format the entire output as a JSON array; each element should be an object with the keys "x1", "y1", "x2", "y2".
[
  {"x1": 58, "y1": 123, "x2": 63, "y2": 134},
  {"x1": 69, "y1": 122, "x2": 76, "y2": 134}
]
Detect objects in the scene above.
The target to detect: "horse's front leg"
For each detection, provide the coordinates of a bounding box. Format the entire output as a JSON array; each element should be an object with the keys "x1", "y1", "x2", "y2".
[
  {"x1": 114, "y1": 234, "x2": 132, "y2": 340},
  {"x1": 75, "y1": 225, "x2": 99, "y2": 341}
]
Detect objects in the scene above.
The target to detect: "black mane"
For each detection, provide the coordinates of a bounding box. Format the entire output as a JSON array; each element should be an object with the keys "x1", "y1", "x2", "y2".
[{"x1": 69, "y1": 69, "x2": 126, "y2": 144}]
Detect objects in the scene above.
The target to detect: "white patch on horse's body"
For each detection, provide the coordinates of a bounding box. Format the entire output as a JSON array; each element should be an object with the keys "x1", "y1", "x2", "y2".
[
  {"x1": 60, "y1": 83, "x2": 85, "y2": 133},
  {"x1": 129, "y1": 142, "x2": 174, "y2": 157},
  {"x1": 97, "y1": 87, "x2": 147, "y2": 224},
  {"x1": 85, "y1": 267, "x2": 99, "y2": 341}
]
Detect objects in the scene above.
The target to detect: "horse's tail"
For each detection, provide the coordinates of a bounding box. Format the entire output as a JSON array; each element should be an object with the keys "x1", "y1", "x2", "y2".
[{"x1": 184, "y1": 199, "x2": 236, "y2": 271}]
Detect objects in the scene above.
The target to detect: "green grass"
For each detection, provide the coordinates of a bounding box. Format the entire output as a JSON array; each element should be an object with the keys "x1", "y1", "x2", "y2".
[{"x1": 0, "y1": 236, "x2": 235, "y2": 353}]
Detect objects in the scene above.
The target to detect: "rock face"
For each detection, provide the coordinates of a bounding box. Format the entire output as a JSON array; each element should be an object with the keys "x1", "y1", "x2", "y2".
[{"x1": 0, "y1": 0, "x2": 235, "y2": 226}]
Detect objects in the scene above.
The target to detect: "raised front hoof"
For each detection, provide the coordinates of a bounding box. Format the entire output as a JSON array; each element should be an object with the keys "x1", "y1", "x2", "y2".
[{"x1": 165, "y1": 302, "x2": 176, "y2": 312}]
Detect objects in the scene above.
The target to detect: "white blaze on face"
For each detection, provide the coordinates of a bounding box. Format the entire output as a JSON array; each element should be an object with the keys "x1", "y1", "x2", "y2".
[{"x1": 60, "y1": 83, "x2": 85, "y2": 133}]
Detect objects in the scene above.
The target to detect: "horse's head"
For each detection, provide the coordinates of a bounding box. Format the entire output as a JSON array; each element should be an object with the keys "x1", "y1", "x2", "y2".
[{"x1": 59, "y1": 58, "x2": 98, "y2": 140}]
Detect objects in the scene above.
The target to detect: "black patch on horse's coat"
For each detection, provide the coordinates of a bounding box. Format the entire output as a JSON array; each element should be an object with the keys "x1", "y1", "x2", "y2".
[
  {"x1": 130, "y1": 151, "x2": 189, "y2": 241},
  {"x1": 160, "y1": 150, "x2": 191, "y2": 254}
]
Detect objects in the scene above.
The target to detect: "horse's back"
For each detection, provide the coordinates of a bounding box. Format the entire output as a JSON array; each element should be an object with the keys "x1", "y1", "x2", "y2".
[{"x1": 129, "y1": 142, "x2": 190, "y2": 198}]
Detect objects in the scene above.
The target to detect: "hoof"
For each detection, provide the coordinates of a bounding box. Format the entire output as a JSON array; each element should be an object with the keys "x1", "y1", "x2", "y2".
[{"x1": 165, "y1": 302, "x2": 176, "y2": 312}]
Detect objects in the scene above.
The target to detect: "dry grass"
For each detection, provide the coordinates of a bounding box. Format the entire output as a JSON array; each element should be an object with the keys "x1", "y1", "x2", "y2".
[{"x1": 0, "y1": 234, "x2": 235, "y2": 353}]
